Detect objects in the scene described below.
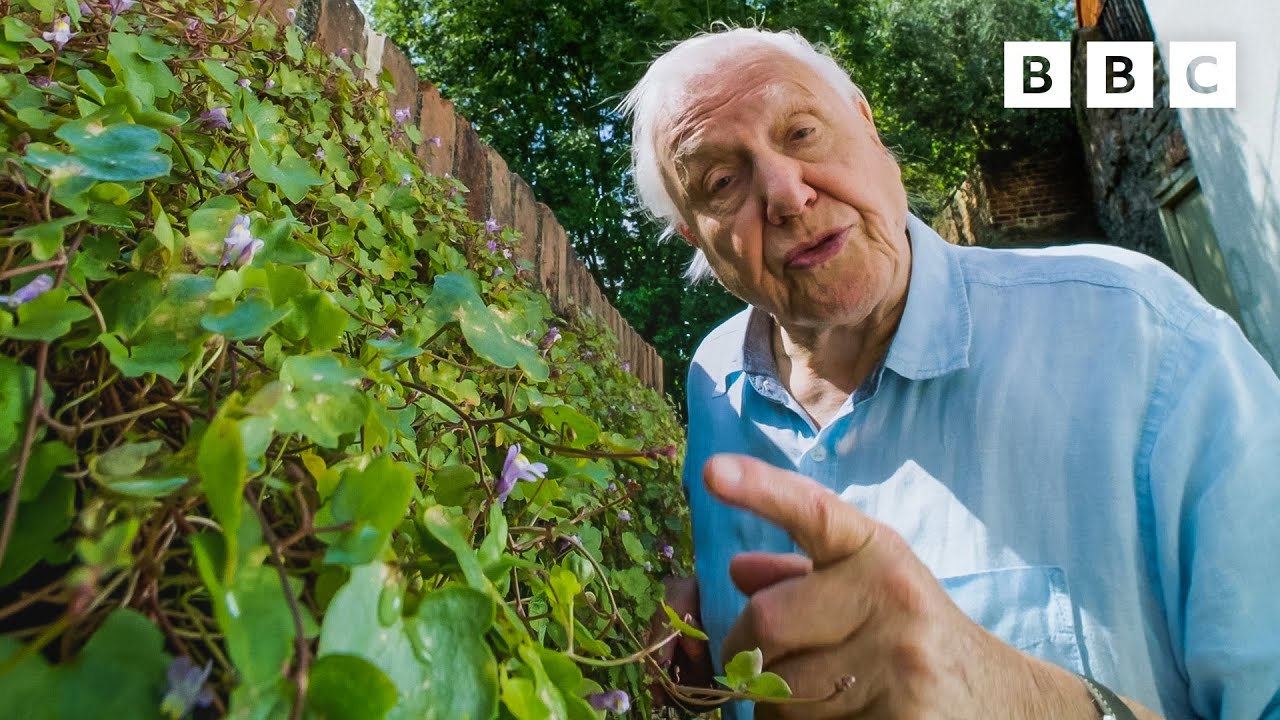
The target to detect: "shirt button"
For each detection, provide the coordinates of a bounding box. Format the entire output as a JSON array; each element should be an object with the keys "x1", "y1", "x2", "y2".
[{"x1": 810, "y1": 446, "x2": 828, "y2": 462}]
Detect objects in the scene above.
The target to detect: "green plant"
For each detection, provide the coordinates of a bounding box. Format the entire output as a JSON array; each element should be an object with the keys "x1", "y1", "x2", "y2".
[{"x1": 0, "y1": 1, "x2": 699, "y2": 717}]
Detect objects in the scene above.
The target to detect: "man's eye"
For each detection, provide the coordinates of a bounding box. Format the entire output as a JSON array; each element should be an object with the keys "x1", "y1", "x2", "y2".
[
  {"x1": 707, "y1": 174, "x2": 734, "y2": 194},
  {"x1": 791, "y1": 126, "x2": 815, "y2": 142}
]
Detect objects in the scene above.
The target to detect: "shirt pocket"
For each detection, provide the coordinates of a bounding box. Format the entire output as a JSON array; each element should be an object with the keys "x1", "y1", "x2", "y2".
[{"x1": 940, "y1": 565, "x2": 1085, "y2": 674}]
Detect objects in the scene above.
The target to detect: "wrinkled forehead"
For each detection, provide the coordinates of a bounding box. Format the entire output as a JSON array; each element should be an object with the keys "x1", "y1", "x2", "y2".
[{"x1": 659, "y1": 52, "x2": 834, "y2": 158}]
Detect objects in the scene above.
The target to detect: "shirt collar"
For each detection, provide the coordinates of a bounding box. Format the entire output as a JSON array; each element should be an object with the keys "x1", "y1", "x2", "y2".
[{"x1": 737, "y1": 213, "x2": 971, "y2": 382}]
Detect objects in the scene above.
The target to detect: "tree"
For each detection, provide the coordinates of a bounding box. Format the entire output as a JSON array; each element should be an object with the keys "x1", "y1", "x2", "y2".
[{"x1": 368, "y1": 0, "x2": 1072, "y2": 403}]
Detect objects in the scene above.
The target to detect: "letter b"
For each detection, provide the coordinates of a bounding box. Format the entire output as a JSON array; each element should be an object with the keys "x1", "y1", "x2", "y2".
[
  {"x1": 1087, "y1": 42, "x2": 1153, "y2": 108},
  {"x1": 1005, "y1": 42, "x2": 1069, "y2": 108}
]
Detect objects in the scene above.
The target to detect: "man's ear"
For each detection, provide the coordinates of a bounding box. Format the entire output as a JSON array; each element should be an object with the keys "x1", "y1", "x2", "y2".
[{"x1": 676, "y1": 223, "x2": 699, "y2": 248}]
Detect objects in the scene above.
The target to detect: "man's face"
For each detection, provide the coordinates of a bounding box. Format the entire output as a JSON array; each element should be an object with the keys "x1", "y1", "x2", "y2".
[{"x1": 661, "y1": 49, "x2": 911, "y2": 330}]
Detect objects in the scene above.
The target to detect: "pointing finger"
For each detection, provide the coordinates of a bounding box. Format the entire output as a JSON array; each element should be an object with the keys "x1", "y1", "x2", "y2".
[
  {"x1": 703, "y1": 454, "x2": 878, "y2": 567},
  {"x1": 729, "y1": 552, "x2": 812, "y2": 596}
]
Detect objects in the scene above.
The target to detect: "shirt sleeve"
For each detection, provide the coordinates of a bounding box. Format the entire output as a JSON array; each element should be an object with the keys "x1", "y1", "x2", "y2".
[{"x1": 1144, "y1": 307, "x2": 1280, "y2": 719}]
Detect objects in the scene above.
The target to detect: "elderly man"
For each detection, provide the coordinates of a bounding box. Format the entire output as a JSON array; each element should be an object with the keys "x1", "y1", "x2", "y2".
[{"x1": 620, "y1": 27, "x2": 1280, "y2": 720}]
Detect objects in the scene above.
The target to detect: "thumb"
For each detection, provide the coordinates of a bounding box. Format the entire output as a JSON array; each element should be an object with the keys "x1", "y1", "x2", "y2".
[{"x1": 704, "y1": 454, "x2": 878, "y2": 567}]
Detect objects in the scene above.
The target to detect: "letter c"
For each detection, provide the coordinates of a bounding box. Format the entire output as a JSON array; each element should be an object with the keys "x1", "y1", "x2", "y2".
[{"x1": 1187, "y1": 56, "x2": 1218, "y2": 94}]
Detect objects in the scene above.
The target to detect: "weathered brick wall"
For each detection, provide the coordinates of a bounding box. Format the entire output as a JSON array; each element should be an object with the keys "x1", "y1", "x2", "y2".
[
  {"x1": 933, "y1": 137, "x2": 1100, "y2": 247},
  {"x1": 259, "y1": 0, "x2": 665, "y2": 392},
  {"x1": 1068, "y1": 27, "x2": 1183, "y2": 266}
]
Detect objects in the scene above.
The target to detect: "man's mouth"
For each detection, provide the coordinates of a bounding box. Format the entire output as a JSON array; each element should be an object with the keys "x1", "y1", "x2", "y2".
[{"x1": 785, "y1": 228, "x2": 848, "y2": 269}]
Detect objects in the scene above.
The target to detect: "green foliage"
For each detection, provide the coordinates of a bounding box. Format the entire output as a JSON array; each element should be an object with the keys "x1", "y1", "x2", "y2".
[
  {"x1": 717, "y1": 648, "x2": 791, "y2": 699},
  {"x1": 0, "y1": 2, "x2": 691, "y2": 717},
  {"x1": 369, "y1": 0, "x2": 1072, "y2": 400}
]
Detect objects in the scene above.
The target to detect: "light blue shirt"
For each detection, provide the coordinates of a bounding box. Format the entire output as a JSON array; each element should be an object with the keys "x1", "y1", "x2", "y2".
[{"x1": 682, "y1": 215, "x2": 1280, "y2": 719}]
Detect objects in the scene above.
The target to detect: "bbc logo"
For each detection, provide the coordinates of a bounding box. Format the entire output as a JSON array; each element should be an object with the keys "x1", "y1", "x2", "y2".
[{"x1": 1004, "y1": 41, "x2": 1236, "y2": 109}]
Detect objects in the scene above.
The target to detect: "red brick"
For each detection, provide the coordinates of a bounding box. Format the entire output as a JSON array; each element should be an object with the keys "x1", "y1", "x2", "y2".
[
  {"x1": 382, "y1": 43, "x2": 418, "y2": 124},
  {"x1": 454, "y1": 119, "x2": 487, "y2": 222},
  {"x1": 315, "y1": 0, "x2": 366, "y2": 60},
  {"x1": 257, "y1": 0, "x2": 295, "y2": 26},
  {"x1": 485, "y1": 146, "x2": 514, "y2": 231},
  {"x1": 537, "y1": 205, "x2": 567, "y2": 309},
  {"x1": 509, "y1": 175, "x2": 539, "y2": 268},
  {"x1": 417, "y1": 83, "x2": 457, "y2": 178}
]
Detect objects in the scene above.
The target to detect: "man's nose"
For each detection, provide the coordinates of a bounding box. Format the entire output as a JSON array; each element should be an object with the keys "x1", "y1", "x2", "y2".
[{"x1": 760, "y1": 155, "x2": 815, "y2": 225}]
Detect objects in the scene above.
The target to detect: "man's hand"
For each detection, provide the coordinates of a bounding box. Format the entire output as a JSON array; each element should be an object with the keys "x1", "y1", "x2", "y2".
[
  {"x1": 706, "y1": 454, "x2": 1105, "y2": 720},
  {"x1": 649, "y1": 575, "x2": 714, "y2": 708}
]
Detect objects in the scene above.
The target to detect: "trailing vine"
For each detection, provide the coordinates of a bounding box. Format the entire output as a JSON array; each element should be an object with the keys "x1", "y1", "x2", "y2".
[{"x1": 0, "y1": 1, "x2": 708, "y2": 717}]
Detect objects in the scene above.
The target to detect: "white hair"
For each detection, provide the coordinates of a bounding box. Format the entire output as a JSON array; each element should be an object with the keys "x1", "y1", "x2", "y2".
[{"x1": 618, "y1": 27, "x2": 868, "y2": 284}]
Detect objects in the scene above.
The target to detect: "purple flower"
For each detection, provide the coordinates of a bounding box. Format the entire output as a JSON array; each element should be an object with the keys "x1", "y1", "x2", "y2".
[
  {"x1": 659, "y1": 544, "x2": 674, "y2": 560},
  {"x1": 237, "y1": 78, "x2": 250, "y2": 89},
  {"x1": 314, "y1": 148, "x2": 325, "y2": 161},
  {"x1": 617, "y1": 510, "x2": 631, "y2": 522},
  {"x1": 621, "y1": 360, "x2": 631, "y2": 372},
  {"x1": 32, "y1": 76, "x2": 53, "y2": 89},
  {"x1": 607, "y1": 482, "x2": 617, "y2": 493},
  {"x1": 185, "y1": 17, "x2": 201, "y2": 32},
  {"x1": 484, "y1": 217, "x2": 500, "y2": 233},
  {"x1": 198, "y1": 107, "x2": 230, "y2": 130},
  {"x1": 265, "y1": 78, "x2": 276, "y2": 90},
  {"x1": 495, "y1": 444, "x2": 548, "y2": 504},
  {"x1": 399, "y1": 173, "x2": 412, "y2": 186},
  {"x1": 539, "y1": 326, "x2": 561, "y2": 351},
  {"x1": 221, "y1": 215, "x2": 263, "y2": 267},
  {"x1": 42, "y1": 16, "x2": 75, "y2": 50},
  {"x1": 378, "y1": 327, "x2": 397, "y2": 341},
  {"x1": 491, "y1": 267, "x2": 504, "y2": 279},
  {"x1": 486, "y1": 239, "x2": 498, "y2": 253},
  {"x1": 429, "y1": 135, "x2": 442, "y2": 147},
  {"x1": 285, "y1": 7, "x2": 297, "y2": 23},
  {"x1": 79, "y1": 2, "x2": 92, "y2": 15},
  {"x1": 216, "y1": 171, "x2": 241, "y2": 188},
  {"x1": 588, "y1": 690, "x2": 631, "y2": 715},
  {"x1": 0, "y1": 274, "x2": 54, "y2": 308},
  {"x1": 394, "y1": 107, "x2": 411, "y2": 125},
  {"x1": 159, "y1": 657, "x2": 215, "y2": 719},
  {"x1": 108, "y1": 0, "x2": 134, "y2": 17}
]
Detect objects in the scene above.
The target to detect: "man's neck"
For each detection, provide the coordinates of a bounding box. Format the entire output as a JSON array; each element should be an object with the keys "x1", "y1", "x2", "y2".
[{"x1": 771, "y1": 247, "x2": 912, "y2": 428}]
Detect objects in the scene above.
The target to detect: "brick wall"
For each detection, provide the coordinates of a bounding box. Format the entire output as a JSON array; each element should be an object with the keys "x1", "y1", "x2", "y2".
[
  {"x1": 260, "y1": 0, "x2": 665, "y2": 392},
  {"x1": 1068, "y1": 27, "x2": 1183, "y2": 266},
  {"x1": 934, "y1": 136, "x2": 1101, "y2": 247}
]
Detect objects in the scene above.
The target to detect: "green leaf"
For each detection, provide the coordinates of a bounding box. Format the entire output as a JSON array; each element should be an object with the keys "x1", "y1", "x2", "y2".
[
  {"x1": 268, "y1": 354, "x2": 369, "y2": 448},
  {"x1": 424, "y1": 273, "x2": 548, "y2": 381},
  {"x1": 746, "y1": 671, "x2": 793, "y2": 698},
  {"x1": 429, "y1": 463, "x2": 480, "y2": 506},
  {"x1": 57, "y1": 609, "x2": 171, "y2": 719},
  {"x1": 318, "y1": 455, "x2": 414, "y2": 565},
  {"x1": 0, "y1": 439, "x2": 74, "y2": 500},
  {"x1": 198, "y1": 413, "x2": 246, "y2": 568},
  {"x1": 94, "y1": 271, "x2": 163, "y2": 338},
  {"x1": 201, "y1": 295, "x2": 292, "y2": 340},
  {"x1": 0, "y1": 288, "x2": 93, "y2": 341},
  {"x1": 12, "y1": 215, "x2": 84, "y2": 261},
  {"x1": 88, "y1": 440, "x2": 188, "y2": 498},
  {"x1": 721, "y1": 648, "x2": 764, "y2": 692},
  {"x1": 107, "y1": 32, "x2": 181, "y2": 105},
  {"x1": 319, "y1": 564, "x2": 499, "y2": 720},
  {"x1": 0, "y1": 472, "x2": 73, "y2": 586},
  {"x1": 98, "y1": 331, "x2": 189, "y2": 382},
  {"x1": 662, "y1": 601, "x2": 708, "y2": 641},
  {"x1": 76, "y1": 517, "x2": 139, "y2": 570},
  {"x1": 422, "y1": 505, "x2": 488, "y2": 591},
  {"x1": 51, "y1": 118, "x2": 171, "y2": 181},
  {"x1": 249, "y1": 144, "x2": 323, "y2": 204},
  {"x1": 307, "y1": 654, "x2": 398, "y2": 720},
  {"x1": 621, "y1": 531, "x2": 646, "y2": 563}
]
